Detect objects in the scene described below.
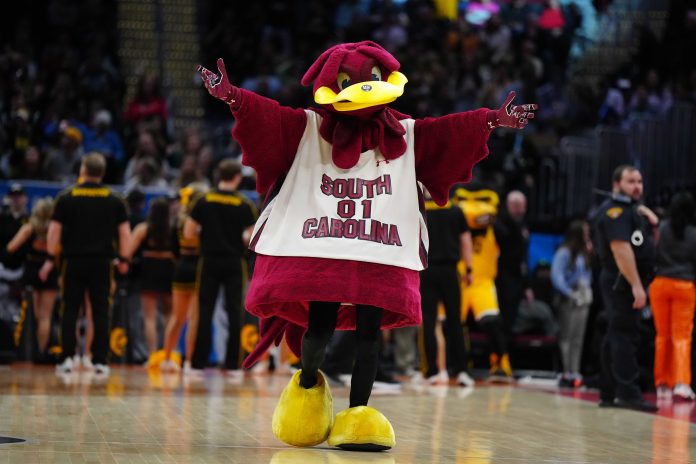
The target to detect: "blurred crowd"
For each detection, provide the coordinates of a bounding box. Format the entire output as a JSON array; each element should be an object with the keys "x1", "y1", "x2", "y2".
[{"x1": 0, "y1": 0, "x2": 694, "y2": 208}]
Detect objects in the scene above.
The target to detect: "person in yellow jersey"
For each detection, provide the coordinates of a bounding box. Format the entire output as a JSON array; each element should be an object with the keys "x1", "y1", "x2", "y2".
[{"x1": 452, "y1": 185, "x2": 513, "y2": 381}]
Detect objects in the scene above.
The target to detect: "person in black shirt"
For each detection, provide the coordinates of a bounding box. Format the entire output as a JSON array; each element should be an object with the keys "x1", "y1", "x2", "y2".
[
  {"x1": 41, "y1": 153, "x2": 130, "y2": 376},
  {"x1": 418, "y1": 190, "x2": 474, "y2": 386},
  {"x1": 592, "y1": 165, "x2": 658, "y2": 412},
  {"x1": 184, "y1": 159, "x2": 257, "y2": 375},
  {"x1": 494, "y1": 190, "x2": 533, "y2": 337}
]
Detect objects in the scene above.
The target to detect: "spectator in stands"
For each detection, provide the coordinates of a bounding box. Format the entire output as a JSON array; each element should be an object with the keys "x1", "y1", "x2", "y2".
[
  {"x1": 172, "y1": 154, "x2": 209, "y2": 190},
  {"x1": 372, "y1": 13, "x2": 408, "y2": 52},
  {"x1": 197, "y1": 146, "x2": 216, "y2": 182},
  {"x1": 0, "y1": 184, "x2": 29, "y2": 271},
  {"x1": 495, "y1": 190, "x2": 533, "y2": 337},
  {"x1": 82, "y1": 110, "x2": 125, "y2": 170},
  {"x1": 511, "y1": 298, "x2": 558, "y2": 337},
  {"x1": 482, "y1": 14, "x2": 512, "y2": 65},
  {"x1": 124, "y1": 73, "x2": 168, "y2": 133},
  {"x1": 551, "y1": 220, "x2": 593, "y2": 388},
  {"x1": 77, "y1": 47, "x2": 123, "y2": 116},
  {"x1": 43, "y1": 125, "x2": 84, "y2": 183},
  {"x1": 169, "y1": 127, "x2": 204, "y2": 169},
  {"x1": 642, "y1": 69, "x2": 673, "y2": 116},
  {"x1": 124, "y1": 156, "x2": 168, "y2": 191},
  {"x1": 649, "y1": 192, "x2": 696, "y2": 401},
  {"x1": 124, "y1": 131, "x2": 168, "y2": 183},
  {"x1": 599, "y1": 78, "x2": 631, "y2": 126},
  {"x1": 2, "y1": 108, "x2": 35, "y2": 178},
  {"x1": 124, "y1": 197, "x2": 175, "y2": 360},
  {"x1": 14, "y1": 146, "x2": 47, "y2": 180},
  {"x1": 126, "y1": 188, "x2": 146, "y2": 229},
  {"x1": 6, "y1": 197, "x2": 58, "y2": 362}
]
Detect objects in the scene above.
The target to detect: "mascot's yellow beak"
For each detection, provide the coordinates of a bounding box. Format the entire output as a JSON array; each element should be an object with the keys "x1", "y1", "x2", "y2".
[{"x1": 314, "y1": 71, "x2": 408, "y2": 111}]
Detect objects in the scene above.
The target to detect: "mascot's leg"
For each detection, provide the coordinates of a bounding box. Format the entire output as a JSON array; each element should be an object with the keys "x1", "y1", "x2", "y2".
[
  {"x1": 272, "y1": 302, "x2": 339, "y2": 447},
  {"x1": 329, "y1": 306, "x2": 395, "y2": 451}
]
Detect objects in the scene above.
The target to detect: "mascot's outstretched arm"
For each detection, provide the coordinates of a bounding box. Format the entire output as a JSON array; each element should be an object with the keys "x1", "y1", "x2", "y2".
[
  {"x1": 414, "y1": 91, "x2": 537, "y2": 206},
  {"x1": 198, "y1": 59, "x2": 307, "y2": 194}
]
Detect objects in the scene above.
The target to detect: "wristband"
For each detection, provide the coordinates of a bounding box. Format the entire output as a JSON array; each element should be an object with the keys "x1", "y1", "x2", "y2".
[
  {"x1": 117, "y1": 255, "x2": 130, "y2": 264},
  {"x1": 466, "y1": 266, "x2": 473, "y2": 274}
]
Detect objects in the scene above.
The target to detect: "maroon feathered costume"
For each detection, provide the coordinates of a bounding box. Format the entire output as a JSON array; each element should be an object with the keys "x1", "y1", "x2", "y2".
[{"x1": 199, "y1": 41, "x2": 535, "y2": 365}]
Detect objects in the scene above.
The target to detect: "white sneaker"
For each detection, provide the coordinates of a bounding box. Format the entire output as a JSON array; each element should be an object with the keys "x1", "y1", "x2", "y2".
[
  {"x1": 226, "y1": 369, "x2": 245, "y2": 384},
  {"x1": 656, "y1": 385, "x2": 672, "y2": 399},
  {"x1": 456, "y1": 371, "x2": 475, "y2": 388},
  {"x1": 94, "y1": 364, "x2": 110, "y2": 376},
  {"x1": 72, "y1": 354, "x2": 82, "y2": 369},
  {"x1": 56, "y1": 357, "x2": 74, "y2": 374},
  {"x1": 673, "y1": 384, "x2": 696, "y2": 401},
  {"x1": 250, "y1": 360, "x2": 268, "y2": 375},
  {"x1": 185, "y1": 367, "x2": 205, "y2": 380},
  {"x1": 182, "y1": 361, "x2": 192, "y2": 374},
  {"x1": 426, "y1": 371, "x2": 449, "y2": 385},
  {"x1": 160, "y1": 359, "x2": 181, "y2": 372},
  {"x1": 81, "y1": 356, "x2": 94, "y2": 371}
]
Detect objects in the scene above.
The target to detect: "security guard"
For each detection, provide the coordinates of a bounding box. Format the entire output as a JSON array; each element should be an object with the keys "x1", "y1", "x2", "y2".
[
  {"x1": 418, "y1": 189, "x2": 474, "y2": 386},
  {"x1": 42, "y1": 153, "x2": 130, "y2": 375},
  {"x1": 592, "y1": 165, "x2": 658, "y2": 411},
  {"x1": 184, "y1": 159, "x2": 257, "y2": 375}
]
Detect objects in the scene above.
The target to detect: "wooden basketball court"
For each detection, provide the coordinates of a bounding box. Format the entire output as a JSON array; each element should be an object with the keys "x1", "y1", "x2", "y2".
[{"x1": 0, "y1": 365, "x2": 693, "y2": 463}]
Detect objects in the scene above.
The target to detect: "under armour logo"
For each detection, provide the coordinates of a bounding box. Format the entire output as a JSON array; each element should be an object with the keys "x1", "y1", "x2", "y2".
[{"x1": 376, "y1": 159, "x2": 390, "y2": 167}]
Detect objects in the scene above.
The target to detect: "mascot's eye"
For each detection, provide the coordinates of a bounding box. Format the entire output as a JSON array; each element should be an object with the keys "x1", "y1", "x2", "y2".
[
  {"x1": 371, "y1": 66, "x2": 382, "y2": 81},
  {"x1": 337, "y1": 72, "x2": 351, "y2": 90}
]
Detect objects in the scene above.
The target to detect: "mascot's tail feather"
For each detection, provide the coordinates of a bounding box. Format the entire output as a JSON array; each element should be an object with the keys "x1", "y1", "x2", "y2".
[{"x1": 242, "y1": 316, "x2": 305, "y2": 369}]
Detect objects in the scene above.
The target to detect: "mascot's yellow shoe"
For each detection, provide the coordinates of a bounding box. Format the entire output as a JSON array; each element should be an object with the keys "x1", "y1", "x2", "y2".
[
  {"x1": 272, "y1": 369, "x2": 333, "y2": 447},
  {"x1": 327, "y1": 406, "x2": 395, "y2": 451}
]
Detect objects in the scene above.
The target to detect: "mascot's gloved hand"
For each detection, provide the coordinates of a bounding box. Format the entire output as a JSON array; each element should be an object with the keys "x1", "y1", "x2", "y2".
[
  {"x1": 486, "y1": 91, "x2": 537, "y2": 129},
  {"x1": 197, "y1": 58, "x2": 241, "y2": 108}
]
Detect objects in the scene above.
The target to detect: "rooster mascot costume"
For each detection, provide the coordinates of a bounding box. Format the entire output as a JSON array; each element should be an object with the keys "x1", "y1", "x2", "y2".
[{"x1": 198, "y1": 41, "x2": 536, "y2": 451}]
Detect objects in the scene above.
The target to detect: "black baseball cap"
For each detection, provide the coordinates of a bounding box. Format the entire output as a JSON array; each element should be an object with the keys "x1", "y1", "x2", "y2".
[{"x1": 8, "y1": 183, "x2": 26, "y2": 195}]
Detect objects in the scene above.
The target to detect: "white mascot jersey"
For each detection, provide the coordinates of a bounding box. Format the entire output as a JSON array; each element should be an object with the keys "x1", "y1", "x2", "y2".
[{"x1": 249, "y1": 110, "x2": 428, "y2": 271}]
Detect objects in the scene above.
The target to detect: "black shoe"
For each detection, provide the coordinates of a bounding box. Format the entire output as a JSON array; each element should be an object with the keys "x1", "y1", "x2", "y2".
[
  {"x1": 598, "y1": 398, "x2": 617, "y2": 408},
  {"x1": 615, "y1": 397, "x2": 659, "y2": 412}
]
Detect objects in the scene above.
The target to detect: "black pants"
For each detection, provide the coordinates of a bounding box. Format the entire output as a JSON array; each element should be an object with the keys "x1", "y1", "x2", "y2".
[
  {"x1": 192, "y1": 255, "x2": 243, "y2": 370},
  {"x1": 60, "y1": 257, "x2": 111, "y2": 364},
  {"x1": 496, "y1": 272, "x2": 524, "y2": 337},
  {"x1": 302, "y1": 302, "x2": 383, "y2": 407},
  {"x1": 420, "y1": 264, "x2": 468, "y2": 377},
  {"x1": 599, "y1": 270, "x2": 643, "y2": 400}
]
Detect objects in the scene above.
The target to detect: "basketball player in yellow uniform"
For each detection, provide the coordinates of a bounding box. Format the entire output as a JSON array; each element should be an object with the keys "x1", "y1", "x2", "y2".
[{"x1": 452, "y1": 186, "x2": 513, "y2": 381}]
